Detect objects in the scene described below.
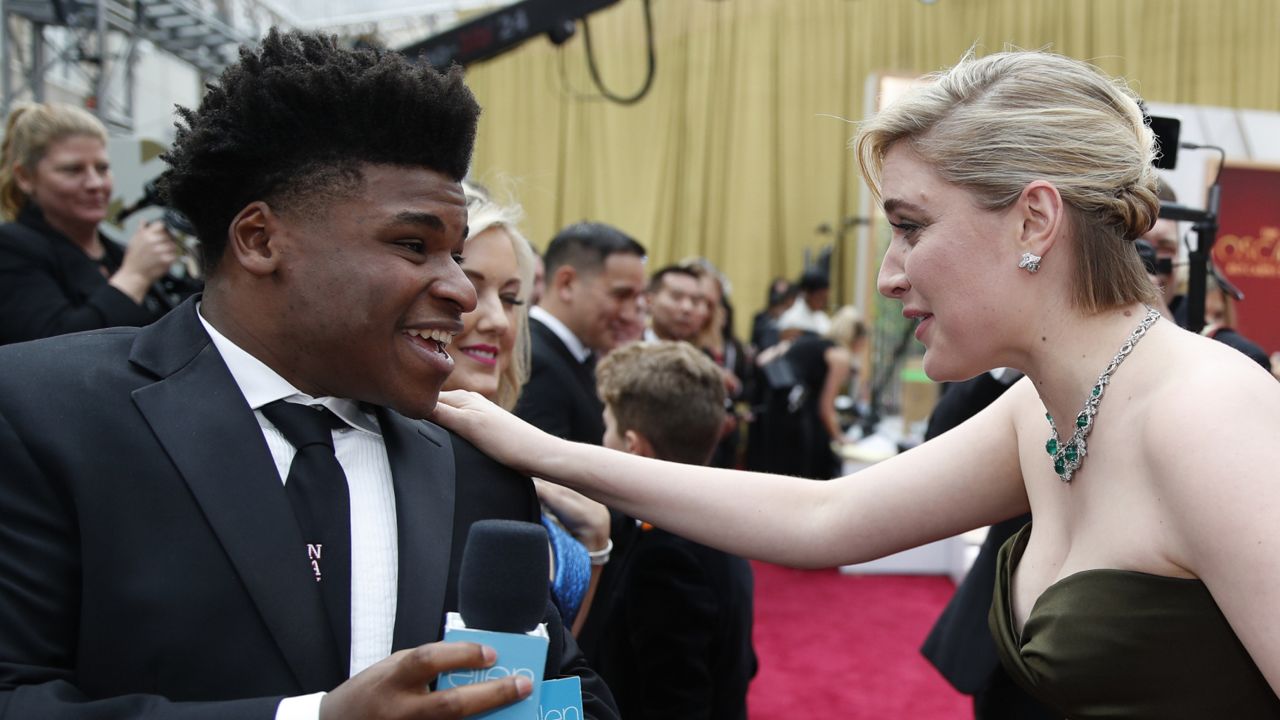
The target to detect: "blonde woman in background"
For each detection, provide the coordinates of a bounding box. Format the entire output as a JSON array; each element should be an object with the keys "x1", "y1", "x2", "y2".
[
  {"x1": 749, "y1": 305, "x2": 866, "y2": 479},
  {"x1": 0, "y1": 102, "x2": 180, "y2": 344},
  {"x1": 438, "y1": 50, "x2": 1280, "y2": 717},
  {"x1": 441, "y1": 180, "x2": 610, "y2": 634}
]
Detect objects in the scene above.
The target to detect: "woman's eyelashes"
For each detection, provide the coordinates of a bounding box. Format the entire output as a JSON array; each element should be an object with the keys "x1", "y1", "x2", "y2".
[{"x1": 890, "y1": 220, "x2": 926, "y2": 242}]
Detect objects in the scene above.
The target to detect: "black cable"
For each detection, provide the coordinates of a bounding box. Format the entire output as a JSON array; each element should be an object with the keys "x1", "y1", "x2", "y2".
[
  {"x1": 556, "y1": 39, "x2": 604, "y2": 102},
  {"x1": 580, "y1": 0, "x2": 656, "y2": 105},
  {"x1": 1177, "y1": 142, "x2": 1241, "y2": 302},
  {"x1": 1181, "y1": 141, "x2": 1226, "y2": 186}
]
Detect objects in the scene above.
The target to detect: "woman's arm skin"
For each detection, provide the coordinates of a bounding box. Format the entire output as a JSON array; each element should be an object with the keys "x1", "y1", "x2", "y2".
[
  {"x1": 435, "y1": 384, "x2": 1030, "y2": 569},
  {"x1": 819, "y1": 346, "x2": 853, "y2": 443}
]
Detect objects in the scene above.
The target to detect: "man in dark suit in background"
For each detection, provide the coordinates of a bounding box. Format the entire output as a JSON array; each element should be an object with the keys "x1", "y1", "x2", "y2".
[
  {"x1": 919, "y1": 370, "x2": 1054, "y2": 720},
  {"x1": 515, "y1": 222, "x2": 646, "y2": 445},
  {"x1": 0, "y1": 29, "x2": 617, "y2": 720},
  {"x1": 515, "y1": 222, "x2": 646, "y2": 664}
]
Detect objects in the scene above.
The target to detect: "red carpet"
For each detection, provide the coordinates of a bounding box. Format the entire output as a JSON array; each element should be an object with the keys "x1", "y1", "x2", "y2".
[{"x1": 747, "y1": 561, "x2": 969, "y2": 719}]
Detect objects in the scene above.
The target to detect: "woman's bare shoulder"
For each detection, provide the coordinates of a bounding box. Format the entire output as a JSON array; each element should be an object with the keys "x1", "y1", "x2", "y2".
[
  {"x1": 1145, "y1": 327, "x2": 1279, "y2": 425},
  {"x1": 1140, "y1": 326, "x2": 1279, "y2": 510}
]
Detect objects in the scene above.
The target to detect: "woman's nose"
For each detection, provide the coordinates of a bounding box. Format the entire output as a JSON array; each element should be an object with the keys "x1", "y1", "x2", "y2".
[
  {"x1": 877, "y1": 244, "x2": 910, "y2": 299},
  {"x1": 474, "y1": 291, "x2": 509, "y2": 333}
]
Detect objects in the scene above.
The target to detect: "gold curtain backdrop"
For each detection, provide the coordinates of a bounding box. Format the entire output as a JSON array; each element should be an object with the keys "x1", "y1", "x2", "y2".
[{"x1": 462, "y1": 0, "x2": 1280, "y2": 338}]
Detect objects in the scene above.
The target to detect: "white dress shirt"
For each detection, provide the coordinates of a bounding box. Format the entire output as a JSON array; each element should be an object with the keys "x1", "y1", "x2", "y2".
[
  {"x1": 197, "y1": 310, "x2": 398, "y2": 719},
  {"x1": 530, "y1": 304, "x2": 592, "y2": 363}
]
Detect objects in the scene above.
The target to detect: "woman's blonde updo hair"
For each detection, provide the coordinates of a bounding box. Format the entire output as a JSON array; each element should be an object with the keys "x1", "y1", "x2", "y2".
[
  {"x1": 461, "y1": 179, "x2": 536, "y2": 411},
  {"x1": 855, "y1": 50, "x2": 1159, "y2": 311},
  {"x1": 0, "y1": 102, "x2": 108, "y2": 221}
]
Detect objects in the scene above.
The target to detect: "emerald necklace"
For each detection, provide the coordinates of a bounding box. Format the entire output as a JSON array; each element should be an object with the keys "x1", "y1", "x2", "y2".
[{"x1": 1045, "y1": 306, "x2": 1160, "y2": 483}]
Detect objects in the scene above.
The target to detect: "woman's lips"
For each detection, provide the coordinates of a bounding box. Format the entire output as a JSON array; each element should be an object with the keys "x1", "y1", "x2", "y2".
[
  {"x1": 913, "y1": 314, "x2": 934, "y2": 342},
  {"x1": 459, "y1": 344, "x2": 499, "y2": 367}
]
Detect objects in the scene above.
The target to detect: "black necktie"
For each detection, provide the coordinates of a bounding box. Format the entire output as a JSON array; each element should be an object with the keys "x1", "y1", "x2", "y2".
[{"x1": 260, "y1": 400, "x2": 351, "y2": 674}]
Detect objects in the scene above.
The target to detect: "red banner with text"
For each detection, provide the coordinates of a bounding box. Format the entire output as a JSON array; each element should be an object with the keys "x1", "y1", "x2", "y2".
[{"x1": 1211, "y1": 163, "x2": 1280, "y2": 355}]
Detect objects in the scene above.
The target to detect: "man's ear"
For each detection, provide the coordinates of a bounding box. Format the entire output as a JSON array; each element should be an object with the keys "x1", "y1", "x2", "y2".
[
  {"x1": 227, "y1": 201, "x2": 283, "y2": 277},
  {"x1": 624, "y1": 429, "x2": 657, "y2": 459},
  {"x1": 1016, "y1": 180, "x2": 1065, "y2": 259},
  {"x1": 552, "y1": 265, "x2": 578, "y2": 303}
]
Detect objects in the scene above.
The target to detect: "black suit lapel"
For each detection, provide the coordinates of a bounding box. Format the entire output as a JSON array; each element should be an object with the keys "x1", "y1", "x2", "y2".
[
  {"x1": 128, "y1": 300, "x2": 344, "y2": 692},
  {"x1": 529, "y1": 318, "x2": 604, "y2": 438},
  {"x1": 379, "y1": 409, "x2": 456, "y2": 651},
  {"x1": 531, "y1": 318, "x2": 586, "y2": 376}
]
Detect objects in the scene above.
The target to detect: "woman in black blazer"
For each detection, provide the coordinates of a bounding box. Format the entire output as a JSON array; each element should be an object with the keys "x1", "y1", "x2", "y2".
[{"x1": 0, "y1": 101, "x2": 183, "y2": 345}]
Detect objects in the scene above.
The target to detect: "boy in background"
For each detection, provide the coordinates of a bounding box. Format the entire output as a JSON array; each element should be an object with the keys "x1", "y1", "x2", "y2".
[{"x1": 592, "y1": 341, "x2": 758, "y2": 720}]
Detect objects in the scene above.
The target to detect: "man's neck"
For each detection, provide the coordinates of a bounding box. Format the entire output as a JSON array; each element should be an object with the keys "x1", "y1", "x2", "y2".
[
  {"x1": 200, "y1": 290, "x2": 309, "y2": 394},
  {"x1": 530, "y1": 304, "x2": 592, "y2": 362}
]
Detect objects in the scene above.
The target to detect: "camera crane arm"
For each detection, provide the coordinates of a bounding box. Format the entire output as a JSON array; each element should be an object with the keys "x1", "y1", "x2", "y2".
[{"x1": 398, "y1": 0, "x2": 622, "y2": 69}]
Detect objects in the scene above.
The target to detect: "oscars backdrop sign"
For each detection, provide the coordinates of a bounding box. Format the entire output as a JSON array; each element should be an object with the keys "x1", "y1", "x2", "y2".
[{"x1": 1211, "y1": 162, "x2": 1280, "y2": 355}]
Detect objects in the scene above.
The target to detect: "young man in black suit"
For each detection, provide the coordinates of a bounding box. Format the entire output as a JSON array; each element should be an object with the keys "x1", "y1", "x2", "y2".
[
  {"x1": 590, "y1": 341, "x2": 757, "y2": 720},
  {"x1": 0, "y1": 29, "x2": 617, "y2": 720}
]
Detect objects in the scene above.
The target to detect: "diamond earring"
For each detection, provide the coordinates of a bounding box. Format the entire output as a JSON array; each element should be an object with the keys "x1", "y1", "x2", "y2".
[{"x1": 1019, "y1": 252, "x2": 1042, "y2": 274}]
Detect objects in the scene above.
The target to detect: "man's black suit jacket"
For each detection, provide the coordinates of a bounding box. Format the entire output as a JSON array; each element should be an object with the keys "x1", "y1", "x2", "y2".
[
  {"x1": 593, "y1": 527, "x2": 757, "y2": 720},
  {"x1": 0, "y1": 299, "x2": 617, "y2": 719},
  {"x1": 514, "y1": 317, "x2": 604, "y2": 446}
]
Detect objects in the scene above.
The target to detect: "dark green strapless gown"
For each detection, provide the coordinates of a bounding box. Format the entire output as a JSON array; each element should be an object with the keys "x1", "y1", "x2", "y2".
[{"x1": 990, "y1": 523, "x2": 1280, "y2": 719}]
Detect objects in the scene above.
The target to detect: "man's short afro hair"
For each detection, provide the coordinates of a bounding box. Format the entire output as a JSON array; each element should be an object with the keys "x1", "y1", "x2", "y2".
[{"x1": 161, "y1": 28, "x2": 480, "y2": 273}]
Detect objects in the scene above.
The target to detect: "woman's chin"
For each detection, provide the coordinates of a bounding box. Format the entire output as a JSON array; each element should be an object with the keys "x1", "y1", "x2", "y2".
[
  {"x1": 74, "y1": 208, "x2": 110, "y2": 226},
  {"x1": 441, "y1": 366, "x2": 499, "y2": 401},
  {"x1": 921, "y1": 352, "x2": 989, "y2": 384}
]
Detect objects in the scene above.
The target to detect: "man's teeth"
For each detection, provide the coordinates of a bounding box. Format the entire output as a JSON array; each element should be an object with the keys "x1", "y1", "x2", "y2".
[{"x1": 407, "y1": 328, "x2": 454, "y2": 350}]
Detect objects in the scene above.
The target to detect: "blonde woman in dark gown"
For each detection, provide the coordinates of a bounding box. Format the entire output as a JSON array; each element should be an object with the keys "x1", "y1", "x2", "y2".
[{"x1": 435, "y1": 50, "x2": 1280, "y2": 719}]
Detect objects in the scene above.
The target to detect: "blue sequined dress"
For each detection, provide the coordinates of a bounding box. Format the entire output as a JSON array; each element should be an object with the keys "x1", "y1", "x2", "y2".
[{"x1": 541, "y1": 512, "x2": 592, "y2": 626}]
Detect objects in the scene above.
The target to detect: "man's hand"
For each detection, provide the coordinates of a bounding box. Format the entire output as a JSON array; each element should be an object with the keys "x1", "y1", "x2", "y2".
[{"x1": 320, "y1": 642, "x2": 531, "y2": 719}]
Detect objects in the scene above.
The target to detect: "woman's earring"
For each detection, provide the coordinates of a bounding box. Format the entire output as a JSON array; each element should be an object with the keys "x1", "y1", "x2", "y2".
[{"x1": 1018, "y1": 252, "x2": 1042, "y2": 274}]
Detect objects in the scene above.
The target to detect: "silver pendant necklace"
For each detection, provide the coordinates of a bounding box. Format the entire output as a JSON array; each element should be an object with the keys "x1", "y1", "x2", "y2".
[{"x1": 1044, "y1": 306, "x2": 1160, "y2": 483}]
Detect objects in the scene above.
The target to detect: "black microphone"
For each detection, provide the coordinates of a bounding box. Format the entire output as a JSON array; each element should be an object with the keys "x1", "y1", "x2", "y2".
[
  {"x1": 457, "y1": 519, "x2": 550, "y2": 633},
  {"x1": 438, "y1": 520, "x2": 553, "y2": 717}
]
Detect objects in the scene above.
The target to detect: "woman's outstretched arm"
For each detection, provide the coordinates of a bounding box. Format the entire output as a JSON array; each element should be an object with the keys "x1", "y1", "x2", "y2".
[{"x1": 435, "y1": 381, "x2": 1033, "y2": 568}]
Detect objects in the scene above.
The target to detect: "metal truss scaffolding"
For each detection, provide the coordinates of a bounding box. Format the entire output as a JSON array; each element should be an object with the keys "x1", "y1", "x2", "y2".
[{"x1": 2, "y1": 0, "x2": 278, "y2": 132}]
